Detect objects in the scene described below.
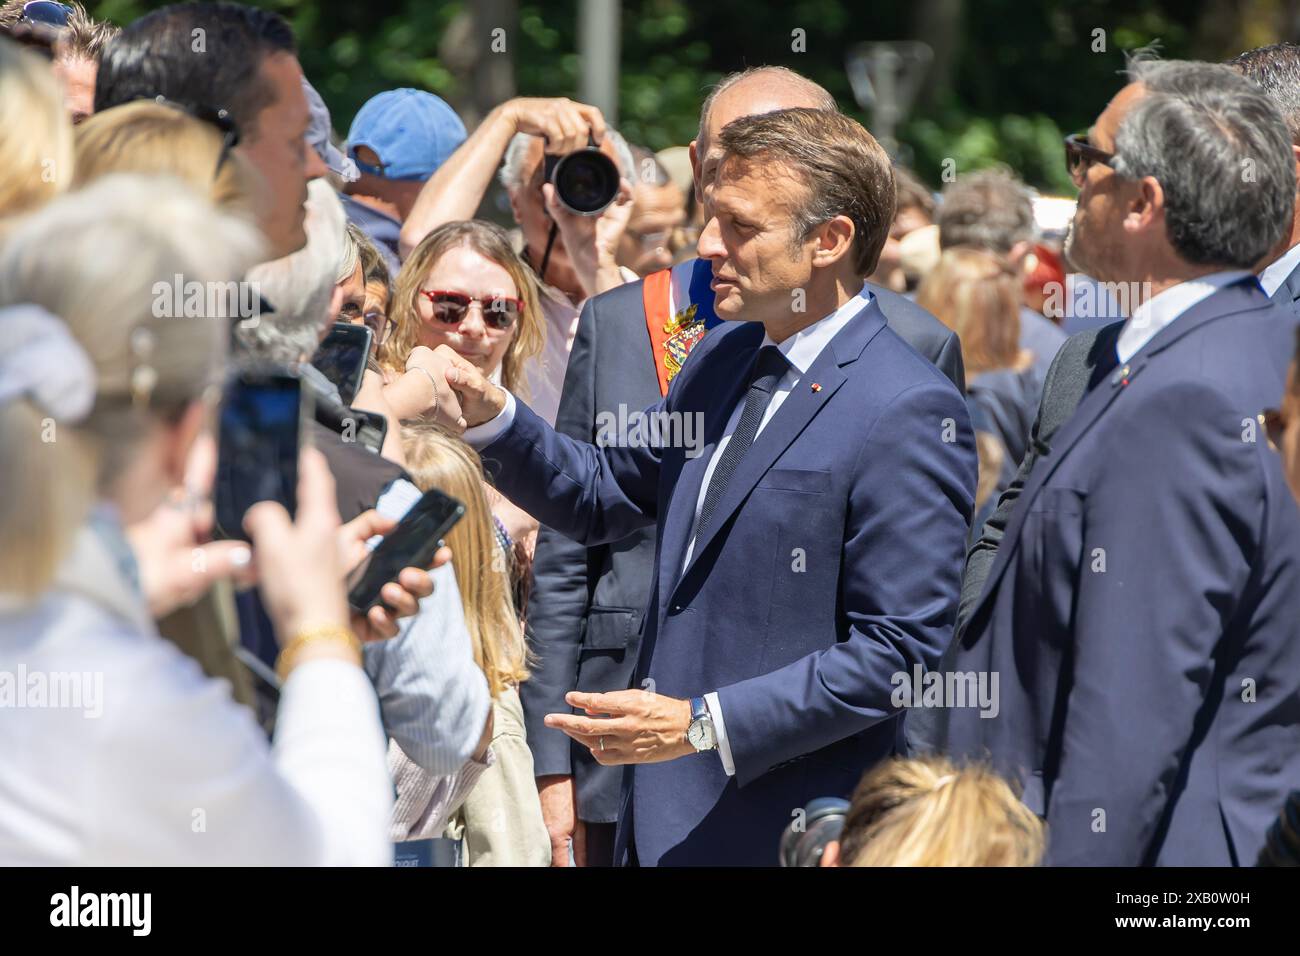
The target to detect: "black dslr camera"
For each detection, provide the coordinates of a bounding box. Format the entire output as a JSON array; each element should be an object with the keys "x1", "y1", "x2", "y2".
[{"x1": 544, "y1": 137, "x2": 621, "y2": 216}]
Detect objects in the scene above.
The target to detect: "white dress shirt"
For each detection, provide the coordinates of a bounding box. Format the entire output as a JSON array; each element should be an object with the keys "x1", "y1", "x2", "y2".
[
  {"x1": 1116, "y1": 271, "x2": 1253, "y2": 364},
  {"x1": 466, "y1": 286, "x2": 875, "y2": 777},
  {"x1": 1259, "y1": 242, "x2": 1300, "y2": 298}
]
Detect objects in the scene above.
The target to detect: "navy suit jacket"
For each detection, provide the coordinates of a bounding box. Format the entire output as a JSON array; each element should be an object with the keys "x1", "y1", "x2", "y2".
[
  {"x1": 482, "y1": 295, "x2": 976, "y2": 865},
  {"x1": 942, "y1": 279, "x2": 1300, "y2": 865},
  {"x1": 523, "y1": 268, "x2": 966, "y2": 826}
]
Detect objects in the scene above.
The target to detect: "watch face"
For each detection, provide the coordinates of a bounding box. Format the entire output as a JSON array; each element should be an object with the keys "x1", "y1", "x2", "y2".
[{"x1": 688, "y1": 718, "x2": 715, "y2": 751}]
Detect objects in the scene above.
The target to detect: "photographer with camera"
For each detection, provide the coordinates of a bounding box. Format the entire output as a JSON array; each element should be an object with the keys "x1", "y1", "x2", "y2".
[{"x1": 399, "y1": 96, "x2": 634, "y2": 426}]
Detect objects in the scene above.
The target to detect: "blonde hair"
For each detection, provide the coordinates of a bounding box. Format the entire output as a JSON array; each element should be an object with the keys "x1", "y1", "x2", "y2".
[
  {"x1": 838, "y1": 756, "x2": 1045, "y2": 867},
  {"x1": 400, "y1": 421, "x2": 529, "y2": 697},
  {"x1": 0, "y1": 174, "x2": 264, "y2": 596},
  {"x1": 0, "y1": 37, "x2": 74, "y2": 217},
  {"x1": 382, "y1": 220, "x2": 543, "y2": 396},
  {"x1": 974, "y1": 430, "x2": 1006, "y2": 513},
  {"x1": 916, "y1": 247, "x2": 1024, "y2": 376},
  {"x1": 72, "y1": 100, "x2": 257, "y2": 216}
]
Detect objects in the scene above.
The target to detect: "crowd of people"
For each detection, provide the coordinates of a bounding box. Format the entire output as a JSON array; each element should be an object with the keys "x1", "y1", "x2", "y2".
[{"x1": 1, "y1": 0, "x2": 1299, "y2": 867}]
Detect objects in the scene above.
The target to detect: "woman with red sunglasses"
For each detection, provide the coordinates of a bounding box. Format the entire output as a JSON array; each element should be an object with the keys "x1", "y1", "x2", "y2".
[
  {"x1": 377, "y1": 219, "x2": 546, "y2": 571},
  {"x1": 378, "y1": 220, "x2": 544, "y2": 422}
]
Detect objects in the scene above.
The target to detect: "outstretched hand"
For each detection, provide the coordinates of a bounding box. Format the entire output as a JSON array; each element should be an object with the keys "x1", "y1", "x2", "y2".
[
  {"x1": 545, "y1": 690, "x2": 695, "y2": 766},
  {"x1": 407, "y1": 344, "x2": 508, "y2": 433}
]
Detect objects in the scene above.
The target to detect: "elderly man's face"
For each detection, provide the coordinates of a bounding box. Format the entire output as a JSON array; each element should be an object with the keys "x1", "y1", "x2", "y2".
[
  {"x1": 696, "y1": 155, "x2": 815, "y2": 324},
  {"x1": 1063, "y1": 82, "x2": 1146, "y2": 282},
  {"x1": 508, "y1": 135, "x2": 626, "y2": 292},
  {"x1": 618, "y1": 181, "x2": 686, "y2": 276}
]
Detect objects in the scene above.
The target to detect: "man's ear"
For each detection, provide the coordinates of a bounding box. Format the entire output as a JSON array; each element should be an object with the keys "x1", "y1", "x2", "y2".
[
  {"x1": 820, "y1": 839, "x2": 841, "y2": 867},
  {"x1": 1124, "y1": 176, "x2": 1163, "y2": 235},
  {"x1": 811, "y1": 214, "x2": 856, "y2": 269}
]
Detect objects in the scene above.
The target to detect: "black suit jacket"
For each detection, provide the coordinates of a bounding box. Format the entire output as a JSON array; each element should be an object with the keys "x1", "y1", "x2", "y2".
[{"x1": 521, "y1": 269, "x2": 965, "y2": 825}]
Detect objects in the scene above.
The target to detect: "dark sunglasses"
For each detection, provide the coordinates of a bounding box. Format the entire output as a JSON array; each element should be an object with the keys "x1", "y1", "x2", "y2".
[
  {"x1": 1063, "y1": 133, "x2": 1117, "y2": 187},
  {"x1": 419, "y1": 289, "x2": 523, "y2": 330},
  {"x1": 21, "y1": 0, "x2": 70, "y2": 27},
  {"x1": 339, "y1": 302, "x2": 392, "y2": 345},
  {"x1": 148, "y1": 96, "x2": 241, "y2": 178}
]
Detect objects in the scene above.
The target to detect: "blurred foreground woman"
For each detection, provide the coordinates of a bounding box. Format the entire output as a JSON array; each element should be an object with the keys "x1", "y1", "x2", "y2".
[{"x1": 0, "y1": 176, "x2": 393, "y2": 864}]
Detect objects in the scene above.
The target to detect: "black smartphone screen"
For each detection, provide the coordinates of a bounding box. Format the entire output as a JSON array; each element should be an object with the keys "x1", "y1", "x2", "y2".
[
  {"x1": 214, "y1": 370, "x2": 304, "y2": 541},
  {"x1": 347, "y1": 488, "x2": 466, "y2": 613},
  {"x1": 312, "y1": 322, "x2": 372, "y2": 407}
]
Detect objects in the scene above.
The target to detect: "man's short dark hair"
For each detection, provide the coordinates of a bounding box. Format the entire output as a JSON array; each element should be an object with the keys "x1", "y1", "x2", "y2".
[
  {"x1": 937, "y1": 167, "x2": 1033, "y2": 254},
  {"x1": 94, "y1": 1, "x2": 295, "y2": 140},
  {"x1": 716, "y1": 107, "x2": 895, "y2": 276},
  {"x1": 1228, "y1": 43, "x2": 1300, "y2": 145}
]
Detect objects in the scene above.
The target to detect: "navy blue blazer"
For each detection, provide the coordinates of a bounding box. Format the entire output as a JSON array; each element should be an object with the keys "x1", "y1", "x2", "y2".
[
  {"x1": 480, "y1": 296, "x2": 976, "y2": 866},
  {"x1": 942, "y1": 278, "x2": 1300, "y2": 865},
  {"x1": 523, "y1": 269, "x2": 967, "y2": 827}
]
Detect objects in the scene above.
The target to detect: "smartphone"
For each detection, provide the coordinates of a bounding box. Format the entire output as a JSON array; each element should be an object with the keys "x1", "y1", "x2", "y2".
[
  {"x1": 312, "y1": 322, "x2": 373, "y2": 407},
  {"x1": 347, "y1": 487, "x2": 465, "y2": 613},
  {"x1": 344, "y1": 408, "x2": 388, "y2": 455},
  {"x1": 214, "y1": 368, "x2": 309, "y2": 541}
]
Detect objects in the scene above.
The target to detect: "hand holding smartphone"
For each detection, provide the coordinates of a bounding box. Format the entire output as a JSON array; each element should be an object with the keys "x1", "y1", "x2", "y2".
[
  {"x1": 347, "y1": 487, "x2": 465, "y2": 613},
  {"x1": 214, "y1": 367, "x2": 310, "y2": 541}
]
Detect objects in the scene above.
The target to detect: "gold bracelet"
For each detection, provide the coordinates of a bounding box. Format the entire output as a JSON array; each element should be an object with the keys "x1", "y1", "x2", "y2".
[{"x1": 275, "y1": 624, "x2": 361, "y2": 682}]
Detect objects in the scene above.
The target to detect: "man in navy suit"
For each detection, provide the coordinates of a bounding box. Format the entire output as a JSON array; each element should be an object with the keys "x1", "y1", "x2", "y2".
[
  {"x1": 941, "y1": 59, "x2": 1300, "y2": 866},
  {"x1": 524, "y1": 66, "x2": 965, "y2": 867},
  {"x1": 421, "y1": 107, "x2": 976, "y2": 866}
]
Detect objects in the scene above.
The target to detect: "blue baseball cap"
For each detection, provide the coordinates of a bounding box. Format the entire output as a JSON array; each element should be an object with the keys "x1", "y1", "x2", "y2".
[{"x1": 346, "y1": 89, "x2": 467, "y2": 182}]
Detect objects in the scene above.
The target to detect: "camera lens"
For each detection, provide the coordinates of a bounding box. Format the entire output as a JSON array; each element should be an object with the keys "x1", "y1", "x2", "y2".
[{"x1": 549, "y1": 147, "x2": 620, "y2": 215}]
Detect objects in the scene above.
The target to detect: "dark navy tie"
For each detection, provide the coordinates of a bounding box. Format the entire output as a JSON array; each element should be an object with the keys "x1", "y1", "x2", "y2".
[{"x1": 695, "y1": 345, "x2": 790, "y2": 540}]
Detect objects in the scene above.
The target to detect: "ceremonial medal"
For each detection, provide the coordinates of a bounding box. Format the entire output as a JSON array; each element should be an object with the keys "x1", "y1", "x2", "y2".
[{"x1": 662, "y1": 303, "x2": 706, "y2": 384}]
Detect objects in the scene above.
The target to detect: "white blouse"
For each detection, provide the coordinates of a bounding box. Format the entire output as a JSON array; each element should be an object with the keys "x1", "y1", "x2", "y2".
[{"x1": 0, "y1": 515, "x2": 393, "y2": 865}]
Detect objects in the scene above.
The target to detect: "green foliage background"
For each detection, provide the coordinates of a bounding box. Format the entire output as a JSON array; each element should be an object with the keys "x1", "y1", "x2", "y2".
[{"x1": 86, "y1": 0, "x2": 1290, "y2": 194}]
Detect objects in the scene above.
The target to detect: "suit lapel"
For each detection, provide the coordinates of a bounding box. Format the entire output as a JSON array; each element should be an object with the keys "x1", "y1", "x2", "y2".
[
  {"x1": 964, "y1": 278, "x2": 1274, "y2": 636},
  {"x1": 655, "y1": 335, "x2": 758, "y2": 607}
]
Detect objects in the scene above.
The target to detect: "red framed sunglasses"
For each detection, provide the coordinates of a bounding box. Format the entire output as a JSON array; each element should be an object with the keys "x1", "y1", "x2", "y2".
[{"x1": 420, "y1": 289, "x2": 524, "y2": 330}]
